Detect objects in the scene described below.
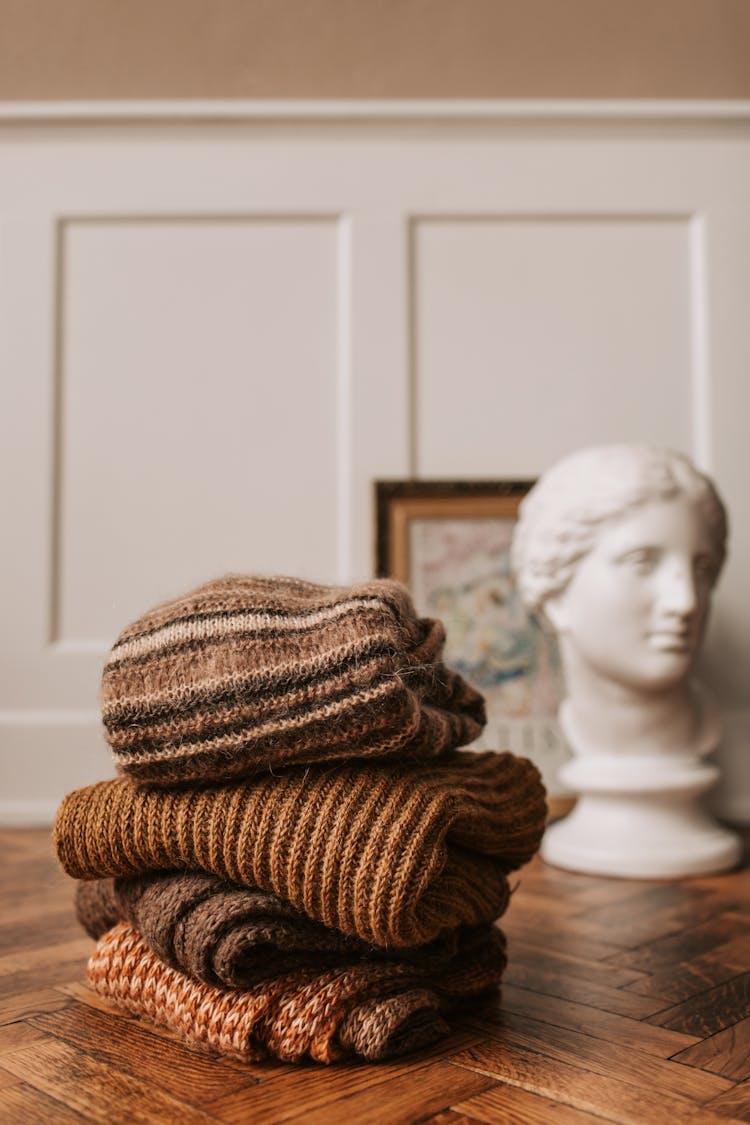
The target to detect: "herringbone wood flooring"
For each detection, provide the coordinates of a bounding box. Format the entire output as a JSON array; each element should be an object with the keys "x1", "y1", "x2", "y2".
[{"x1": 0, "y1": 826, "x2": 748, "y2": 1123}]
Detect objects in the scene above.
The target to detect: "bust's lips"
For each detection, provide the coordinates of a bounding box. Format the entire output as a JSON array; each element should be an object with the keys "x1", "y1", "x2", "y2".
[{"x1": 647, "y1": 630, "x2": 692, "y2": 653}]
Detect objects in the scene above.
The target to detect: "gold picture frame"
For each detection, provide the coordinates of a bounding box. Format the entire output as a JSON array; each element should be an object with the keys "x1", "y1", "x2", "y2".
[
  {"x1": 375, "y1": 479, "x2": 572, "y2": 819},
  {"x1": 376, "y1": 480, "x2": 531, "y2": 582}
]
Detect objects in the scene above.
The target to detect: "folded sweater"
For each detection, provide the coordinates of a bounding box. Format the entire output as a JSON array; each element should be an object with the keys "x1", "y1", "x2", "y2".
[
  {"x1": 101, "y1": 575, "x2": 486, "y2": 786},
  {"x1": 75, "y1": 873, "x2": 484, "y2": 989},
  {"x1": 87, "y1": 920, "x2": 506, "y2": 1064},
  {"x1": 55, "y1": 751, "x2": 546, "y2": 947}
]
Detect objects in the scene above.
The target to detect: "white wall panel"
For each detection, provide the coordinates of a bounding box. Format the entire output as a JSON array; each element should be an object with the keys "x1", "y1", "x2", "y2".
[
  {"x1": 56, "y1": 217, "x2": 341, "y2": 645},
  {"x1": 413, "y1": 216, "x2": 693, "y2": 476},
  {"x1": 1, "y1": 102, "x2": 748, "y2": 822}
]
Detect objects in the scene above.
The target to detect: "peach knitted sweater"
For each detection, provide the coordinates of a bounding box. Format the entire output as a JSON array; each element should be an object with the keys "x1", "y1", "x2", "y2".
[
  {"x1": 87, "y1": 921, "x2": 507, "y2": 1064},
  {"x1": 55, "y1": 751, "x2": 546, "y2": 947}
]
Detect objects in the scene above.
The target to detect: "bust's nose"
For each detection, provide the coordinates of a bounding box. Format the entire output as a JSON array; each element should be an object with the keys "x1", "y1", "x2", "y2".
[{"x1": 656, "y1": 557, "x2": 699, "y2": 620}]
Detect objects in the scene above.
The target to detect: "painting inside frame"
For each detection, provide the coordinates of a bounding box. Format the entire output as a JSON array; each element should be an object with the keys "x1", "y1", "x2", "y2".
[{"x1": 375, "y1": 480, "x2": 571, "y2": 800}]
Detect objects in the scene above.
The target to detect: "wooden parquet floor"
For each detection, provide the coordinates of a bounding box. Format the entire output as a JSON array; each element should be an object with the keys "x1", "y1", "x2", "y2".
[{"x1": 1, "y1": 826, "x2": 748, "y2": 1124}]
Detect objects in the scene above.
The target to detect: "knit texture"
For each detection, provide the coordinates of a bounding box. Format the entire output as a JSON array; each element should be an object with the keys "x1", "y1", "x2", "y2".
[
  {"x1": 87, "y1": 920, "x2": 506, "y2": 1064},
  {"x1": 101, "y1": 575, "x2": 487, "y2": 786},
  {"x1": 55, "y1": 751, "x2": 546, "y2": 947},
  {"x1": 76, "y1": 874, "x2": 481, "y2": 989}
]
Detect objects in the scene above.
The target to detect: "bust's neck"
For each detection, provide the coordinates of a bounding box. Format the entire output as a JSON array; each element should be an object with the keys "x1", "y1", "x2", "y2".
[{"x1": 557, "y1": 639, "x2": 714, "y2": 755}]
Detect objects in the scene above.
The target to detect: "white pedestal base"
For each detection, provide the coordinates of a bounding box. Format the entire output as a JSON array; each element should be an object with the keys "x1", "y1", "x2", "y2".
[
  {"x1": 541, "y1": 696, "x2": 743, "y2": 879},
  {"x1": 542, "y1": 792, "x2": 742, "y2": 878}
]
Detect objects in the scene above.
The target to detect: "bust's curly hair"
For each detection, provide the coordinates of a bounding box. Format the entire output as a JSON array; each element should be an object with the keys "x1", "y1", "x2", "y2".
[{"x1": 511, "y1": 445, "x2": 728, "y2": 614}]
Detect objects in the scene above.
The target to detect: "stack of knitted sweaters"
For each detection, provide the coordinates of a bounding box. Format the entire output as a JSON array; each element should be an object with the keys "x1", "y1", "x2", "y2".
[{"x1": 54, "y1": 575, "x2": 547, "y2": 1064}]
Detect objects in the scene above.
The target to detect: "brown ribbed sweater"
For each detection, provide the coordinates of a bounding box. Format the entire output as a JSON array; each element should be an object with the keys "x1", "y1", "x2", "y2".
[
  {"x1": 75, "y1": 874, "x2": 488, "y2": 989},
  {"x1": 55, "y1": 751, "x2": 546, "y2": 947},
  {"x1": 101, "y1": 575, "x2": 486, "y2": 786},
  {"x1": 87, "y1": 920, "x2": 506, "y2": 1064}
]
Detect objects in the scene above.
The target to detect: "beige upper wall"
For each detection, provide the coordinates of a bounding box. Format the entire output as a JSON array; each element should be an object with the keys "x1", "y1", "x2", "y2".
[{"x1": 2, "y1": 0, "x2": 750, "y2": 101}]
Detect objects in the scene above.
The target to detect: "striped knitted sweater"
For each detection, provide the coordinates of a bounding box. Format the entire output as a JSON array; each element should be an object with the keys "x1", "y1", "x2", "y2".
[
  {"x1": 101, "y1": 575, "x2": 487, "y2": 786},
  {"x1": 87, "y1": 920, "x2": 507, "y2": 1064},
  {"x1": 55, "y1": 751, "x2": 546, "y2": 947}
]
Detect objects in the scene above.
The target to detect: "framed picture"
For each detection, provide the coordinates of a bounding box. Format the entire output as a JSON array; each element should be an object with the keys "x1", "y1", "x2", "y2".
[{"x1": 375, "y1": 479, "x2": 571, "y2": 811}]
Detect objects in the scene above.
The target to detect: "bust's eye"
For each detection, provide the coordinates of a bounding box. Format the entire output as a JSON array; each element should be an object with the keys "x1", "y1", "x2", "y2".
[{"x1": 617, "y1": 547, "x2": 658, "y2": 574}]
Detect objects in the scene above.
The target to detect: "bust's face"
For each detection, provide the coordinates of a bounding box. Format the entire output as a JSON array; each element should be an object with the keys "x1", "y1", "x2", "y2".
[{"x1": 544, "y1": 495, "x2": 715, "y2": 692}]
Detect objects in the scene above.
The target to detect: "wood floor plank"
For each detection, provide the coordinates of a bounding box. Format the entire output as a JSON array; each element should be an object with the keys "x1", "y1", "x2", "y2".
[
  {"x1": 486, "y1": 982, "x2": 699, "y2": 1057},
  {"x1": 554, "y1": 877, "x2": 658, "y2": 910},
  {"x1": 703, "y1": 1079, "x2": 750, "y2": 1122},
  {"x1": 605, "y1": 913, "x2": 750, "y2": 972},
  {"x1": 451, "y1": 1039, "x2": 737, "y2": 1125},
  {"x1": 0, "y1": 1022, "x2": 49, "y2": 1056},
  {"x1": 455, "y1": 1081, "x2": 630, "y2": 1124},
  {"x1": 465, "y1": 1007, "x2": 733, "y2": 1102},
  {"x1": 0, "y1": 1037, "x2": 221, "y2": 1124},
  {"x1": 205, "y1": 1030, "x2": 483, "y2": 1125},
  {"x1": 510, "y1": 862, "x2": 600, "y2": 900},
  {"x1": 503, "y1": 959, "x2": 664, "y2": 1019},
  {"x1": 1, "y1": 902, "x2": 75, "y2": 930},
  {"x1": 53, "y1": 982, "x2": 288, "y2": 1081},
  {"x1": 0, "y1": 829, "x2": 53, "y2": 862},
  {"x1": 691, "y1": 866, "x2": 750, "y2": 904},
  {"x1": 572, "y1": 883, "x2": 729, "y2": 948},
  {"x1": 647, "y1": 971, "x2": 750, "y2": 1036},
  {"x1": 0, "y1": 937, "x2": 93, "y2": 980},
  {"x1": 287, "y1": 1061, "x2": 496, "y2": 1125},
  {"x1": 0, "y1": 924, "x2": 86, "y2": 963},
  {"x1": 622, "y1": 937, "x2": 749, "y2": 1002},
  {"x1": 672, "y1": 1016, "x2": 750, "y2": 1081},
  {"x1": 0, "y1": 960, "x2": 89, "y2": 1002},
  {"x1": 503, "y1": 915, "x2": 626, "y2": 962},
  {"x1": 0, "y1": 1066, "x2": 22, "y2": 1091},
  {"x1": 0, "y1": 1080, "x2": 92, "y2": 1123},
  {"x1": 1, "y1": 861, "x2": 70, "y2": 904},
  {"x1": 509, "y1": 941, "x2": 648, "y2": 990},
  {"x1": 0, "y1": 988, "x2": 72, "y2": 1026},
  {"x1": 30, "y1": 1002, "x2": 261, "y2": 1106}
]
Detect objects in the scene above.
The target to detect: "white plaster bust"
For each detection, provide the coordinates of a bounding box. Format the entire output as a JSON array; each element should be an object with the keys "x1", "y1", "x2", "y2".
[{"x1": 511, "y1": 443, "x2": 740, "y2": 877}]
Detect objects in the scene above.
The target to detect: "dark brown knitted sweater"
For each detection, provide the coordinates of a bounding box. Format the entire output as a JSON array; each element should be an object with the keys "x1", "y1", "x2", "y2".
[
  {"x1": 75, "y1": 873, "x2": 490, "y2": 989},
  {"x1": 101, "y1": 575, "x2": 487, "y2": 786}
]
